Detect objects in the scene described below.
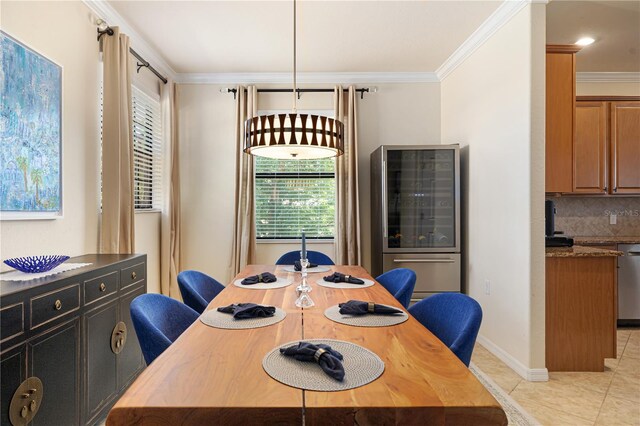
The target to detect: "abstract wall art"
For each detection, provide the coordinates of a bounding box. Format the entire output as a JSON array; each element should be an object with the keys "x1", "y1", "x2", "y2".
[{"x1": 0, "y1": 31, "x2": 62, "y2": 219}]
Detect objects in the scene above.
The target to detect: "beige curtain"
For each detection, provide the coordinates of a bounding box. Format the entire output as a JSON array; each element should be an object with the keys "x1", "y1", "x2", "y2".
[
  {"x1": 229, "y1": 86, "x2": 258, "y2": 277},
  {"x1": 334, "y1": 85, "x2": 362, "y2": 265},
  {"x1": 100, "y1": 28, "x2": 135, "y2": 254},
  {"x1": 160, "y1": 81, "x2": 181, "y2": 298}
]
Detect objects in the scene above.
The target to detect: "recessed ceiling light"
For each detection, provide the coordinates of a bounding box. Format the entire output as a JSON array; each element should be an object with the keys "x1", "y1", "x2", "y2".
[{"x1": 576, "y1": 37, "x2": 595, "y2": 46}]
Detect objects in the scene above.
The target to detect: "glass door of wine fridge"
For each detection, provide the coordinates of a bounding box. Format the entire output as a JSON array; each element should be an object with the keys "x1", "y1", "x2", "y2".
[{"x1": 383, "y1": 146, "x2": 460, "y2": 253}]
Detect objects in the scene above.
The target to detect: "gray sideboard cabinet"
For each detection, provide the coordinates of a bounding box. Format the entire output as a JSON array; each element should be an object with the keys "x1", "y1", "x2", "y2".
[{"x1": 0, "y1": 254, "x2": 147, "y2": 426}]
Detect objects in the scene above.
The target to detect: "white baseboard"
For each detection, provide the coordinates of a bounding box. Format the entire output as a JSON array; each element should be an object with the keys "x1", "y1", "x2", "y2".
[{"x1": 477, "y1": 335, "x2": 549, "y2": 382}]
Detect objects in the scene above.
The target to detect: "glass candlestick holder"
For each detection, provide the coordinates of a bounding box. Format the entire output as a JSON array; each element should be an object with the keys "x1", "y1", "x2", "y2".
[{"x1": 295, "y1": 257, "x2": 314, "y2": 308}]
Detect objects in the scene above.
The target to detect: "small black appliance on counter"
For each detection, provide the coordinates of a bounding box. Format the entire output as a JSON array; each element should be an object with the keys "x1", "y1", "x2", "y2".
[{"x1": 545, "y1": 199, "x2": 574, "y2": 247}]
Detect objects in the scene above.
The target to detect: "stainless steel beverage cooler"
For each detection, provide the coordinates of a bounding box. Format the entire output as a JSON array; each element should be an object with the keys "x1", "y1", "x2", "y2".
[{"x1": 370, "y1": 145, "x2": 461, "y2": 302}]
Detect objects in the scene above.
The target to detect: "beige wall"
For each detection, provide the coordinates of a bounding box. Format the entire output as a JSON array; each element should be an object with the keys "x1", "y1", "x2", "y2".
[
  {"x1": 178, "y1": 83, "x2": 440, "y2": 283},
  {"x1": 577, "y1": 81, "x2": 640, "y2": 96},
  {"x1": 1, "y1": 1, "x2": 100, "y2": 268},
  {"x1": 441, "y1": 4, "x2": 546, "y2": 379},
  {"x1": 1, "y1": 1, "x2": 163, "y2": 292}
]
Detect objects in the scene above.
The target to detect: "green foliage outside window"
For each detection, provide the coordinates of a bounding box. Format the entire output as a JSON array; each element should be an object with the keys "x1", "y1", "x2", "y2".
[{"x1": 255, "y1": 157, "x2": 336, "y2": 239}]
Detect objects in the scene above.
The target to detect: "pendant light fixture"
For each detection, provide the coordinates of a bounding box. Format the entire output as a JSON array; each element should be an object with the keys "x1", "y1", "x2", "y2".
[{"x1": 243, "y1": 0, "x2": 344, "y2": 159}]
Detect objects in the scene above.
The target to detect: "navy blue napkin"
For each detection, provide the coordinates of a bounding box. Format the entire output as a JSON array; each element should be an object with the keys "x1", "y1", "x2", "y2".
[
  {"x1": 241, "y1": 272, "x2": 277, "y2": 285},
  {"x1": 294, "y1": 261, "x2": 318, "y2": 271},
  {"x1": 323, "y1": 272, "x2": 365, "y2": 284},
  {"x1": 280, "y1": 342, "x2": 345, "y2": 381},
  {"x1": 338, "y1": 300, "x2": 404, "y2": 316},
  {"x1": 217, "y1": 303, "x2": 276, "y2": 319}
]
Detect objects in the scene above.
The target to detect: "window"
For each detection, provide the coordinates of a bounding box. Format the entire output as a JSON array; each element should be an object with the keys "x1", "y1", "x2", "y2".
[
  {"x1": 255, "y1": 157, "x2": 336, "y2": 239},
  {"x1": 132, "y1": 86, "x2": 163, "y2": 211}
]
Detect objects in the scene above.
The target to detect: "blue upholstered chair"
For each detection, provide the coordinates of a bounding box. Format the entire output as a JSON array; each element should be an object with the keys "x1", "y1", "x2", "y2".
[
  {"x1": 375, "y1": 268, "x2": 416, "y2": 309},
  {"x1": 408, "y1": 293, "x2": 482, "y2": 366},
  {"x1": 275, "y1": 250, "x2": 335, "y2": 266},
  {"x1": 178, "y1": 270, "x2": 225, "y2": 314},
  {"x1": 130, "y1": 294, "x2": 199, "y2": 365}
]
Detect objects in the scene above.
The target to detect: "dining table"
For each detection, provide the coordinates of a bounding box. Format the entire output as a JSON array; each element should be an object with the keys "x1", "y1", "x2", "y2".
[{"x1": 107, "y1": 264, "x2": 507, "y2": 425}]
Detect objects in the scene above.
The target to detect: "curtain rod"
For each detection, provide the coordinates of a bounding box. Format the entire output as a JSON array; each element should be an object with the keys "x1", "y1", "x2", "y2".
[
  {"x1": 97, "y1": 25, "x2": 168, "y2": 84},
  {"x1": 130, "y1": 48, "x2": 168, "y2": 84},
  {"x1": 223, "y1": 87, "x2": 376, "y2": 100}
]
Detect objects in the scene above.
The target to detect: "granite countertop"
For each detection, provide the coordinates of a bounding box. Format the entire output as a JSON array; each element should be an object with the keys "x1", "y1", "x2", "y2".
[
  {"x1": 573, "y1": 236, "x2": 640, "y2": 245},
  {"x1": 546, "y1": 245, "x2": 624, "y2": 258}
]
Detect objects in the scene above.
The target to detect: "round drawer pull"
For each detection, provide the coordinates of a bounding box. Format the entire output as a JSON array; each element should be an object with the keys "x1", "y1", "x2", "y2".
[
  {"x1": 54, "y1": 300, "x2": 62, "y2": 310},
  {"x1": 99, "y1": 283, "x2": 107, "y2": 292},
  {"x1": 131, "y1": 271, "x2": 137, "y2": 280}
]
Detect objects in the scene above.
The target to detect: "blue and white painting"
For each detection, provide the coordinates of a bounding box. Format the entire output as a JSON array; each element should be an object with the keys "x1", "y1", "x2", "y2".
[{"x1": 0, "y1": 31, "x2": 62, "y2": 215}]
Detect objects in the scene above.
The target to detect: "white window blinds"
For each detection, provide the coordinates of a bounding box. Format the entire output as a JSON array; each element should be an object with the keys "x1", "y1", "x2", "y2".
[
  {"x1": 132, "y1": 86, "x2": 163, "y2": 211},
  {"x1": 255, "y1": 157, "x2": 336, "y2": 239}
]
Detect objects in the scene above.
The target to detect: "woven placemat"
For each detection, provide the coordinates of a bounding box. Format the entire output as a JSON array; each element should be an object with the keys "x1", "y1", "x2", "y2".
[
  {"x1": 280, "y1": 265, "x2": 332, "y2": 273},
  {"x1": 316, "y1": 277, "x2": 375, "y2": 289},
  {"x1": 233, "y1": 277, "x2": 292, "y2": 290},
  {"x1": 262, "y1": 339, "x2": 384, "y2": 391},
  {"x1": 200, "y1": 307, "x2": 286, "y2": 329},
  {"x1": 324, "y1": 305, "x2": 409, "y2": 327}
]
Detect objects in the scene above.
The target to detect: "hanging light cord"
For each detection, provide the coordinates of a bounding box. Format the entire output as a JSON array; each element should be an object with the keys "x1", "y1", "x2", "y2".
[{"x1": 292, "y1": 0, "x2": 297, "y2": 113}]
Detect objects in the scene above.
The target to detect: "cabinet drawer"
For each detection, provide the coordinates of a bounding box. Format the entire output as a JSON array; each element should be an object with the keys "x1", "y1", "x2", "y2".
[
  {"x1": 30, "y1": 284, "x2": 80, "y2": 330},
  {"x1": 120, "y1": 263, "x2": 145, "y2": 290},
  {"x1": 84, "y1": 271, "x2": 118, "y2": 306},
  {"x1": 0, "y1": 303, "x2": 24, "y2": 343}
]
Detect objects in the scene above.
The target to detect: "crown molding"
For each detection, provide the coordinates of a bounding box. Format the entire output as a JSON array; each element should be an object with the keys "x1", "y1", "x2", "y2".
[
  {"x1": 82, "y1": 0, "x2": 177, "y2": 81},
  {"x1": 175, "y1": 72, "x2": 439, "y2": 85},
  {"x1": 576, "y1": 72, "x2": 640, "y2": 83},
  {"x1": 436, "y1": 0, "x2": 543, "y2": 81}
]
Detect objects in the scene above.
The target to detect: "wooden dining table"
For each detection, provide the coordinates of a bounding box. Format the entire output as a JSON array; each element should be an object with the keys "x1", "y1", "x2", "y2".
[{"x1": 107, "y1": 265, "x2": 507, "y2": 425}]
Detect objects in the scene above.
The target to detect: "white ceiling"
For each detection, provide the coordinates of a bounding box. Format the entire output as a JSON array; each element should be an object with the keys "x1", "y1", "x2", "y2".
[
  {"x1": 108, "y1": 0, "x2": 502, "y2": 74},
  {"x1": 547, "y1": 1, "x2": 640, "y2": 72}
]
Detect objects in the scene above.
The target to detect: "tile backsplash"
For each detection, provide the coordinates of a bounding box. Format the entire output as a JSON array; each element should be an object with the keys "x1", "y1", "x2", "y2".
[{"x1": 552, "y1": 197, "x2": 640, "y2": 237}]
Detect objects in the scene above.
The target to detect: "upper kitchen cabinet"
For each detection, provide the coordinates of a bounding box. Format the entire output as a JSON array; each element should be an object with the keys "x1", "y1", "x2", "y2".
[
  {"x1": 546, "y1": 45, "x2": 581, "y2": 193},
  {"x1": 546, "y1": 43, "x2": 640, "y2": 195},
  {"x1": 574, "y1": 101, "x2": 608, "y2": 193},
  {"x1": 610, "y1": 101, "x2": 640, "y2": 194},
  {"x1": 572, "y1": 99, "x2": 640, "y2": 195}
]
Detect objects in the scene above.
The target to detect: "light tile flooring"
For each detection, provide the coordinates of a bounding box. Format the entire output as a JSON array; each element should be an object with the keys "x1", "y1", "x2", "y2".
[{"x1": 472, "y1": 329, "x2": 640, "y2": 426}]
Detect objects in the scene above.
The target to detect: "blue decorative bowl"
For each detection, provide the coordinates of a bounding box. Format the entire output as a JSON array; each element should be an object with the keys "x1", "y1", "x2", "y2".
[{"x1": 4, "y1": 255, "x2": 70, "y2": 273}]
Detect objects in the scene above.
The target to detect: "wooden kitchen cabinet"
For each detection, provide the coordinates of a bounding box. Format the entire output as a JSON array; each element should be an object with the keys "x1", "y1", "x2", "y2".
[
  {"x1": 546, "y1": 45, "x2": 581, "y2": 193},
  {"x1": 611, "y1": 101, "x2": 640, "y2": 194},
  {"x1": 571, "y1": 99, "x2": 640, "y2": 195},
  {"x1": 574, "y1": 101, "x2": 608, "y2": 193}
]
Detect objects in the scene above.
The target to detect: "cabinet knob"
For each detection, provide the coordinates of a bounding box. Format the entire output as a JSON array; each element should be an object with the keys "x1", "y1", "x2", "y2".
[
  {"x1": 20, "y1": 406, "x2": 27, "y2": 418},
  {"x1": 99, "y1": 283, "x2": 107, "y2": 292},
  {"x1": 131, "y1": 271, "x2": 137, "y2": 280},
  {"x1": 54, "y1": 300, "x2": 62, "y2": 310},
  {"x1": 29, "y1": 400, "x2": 37, "y2": 412}
]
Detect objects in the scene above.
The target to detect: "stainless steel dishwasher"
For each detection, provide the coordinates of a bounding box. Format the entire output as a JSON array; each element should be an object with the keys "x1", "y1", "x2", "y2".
[{"x1": 618, "y1": 244, "x2": 640, "y2": 326}]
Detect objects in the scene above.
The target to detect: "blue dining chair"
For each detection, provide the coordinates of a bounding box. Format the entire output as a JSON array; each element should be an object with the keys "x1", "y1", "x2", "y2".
[
  {"x1": 408, "y1": 293, "x2": 483, "y2": 366},
  {"x1": 375, "y1": 268, "x2": 416, "y2": 309},
  {"x1": 275, "y1": 250, "x2": 335, "y2": 266},
  {"x1": 178, "y1": 270, "x2": 226, "y2": 314},
  {"x1": 130, "y1": 293, "x2": 199, "y2": 365}
]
